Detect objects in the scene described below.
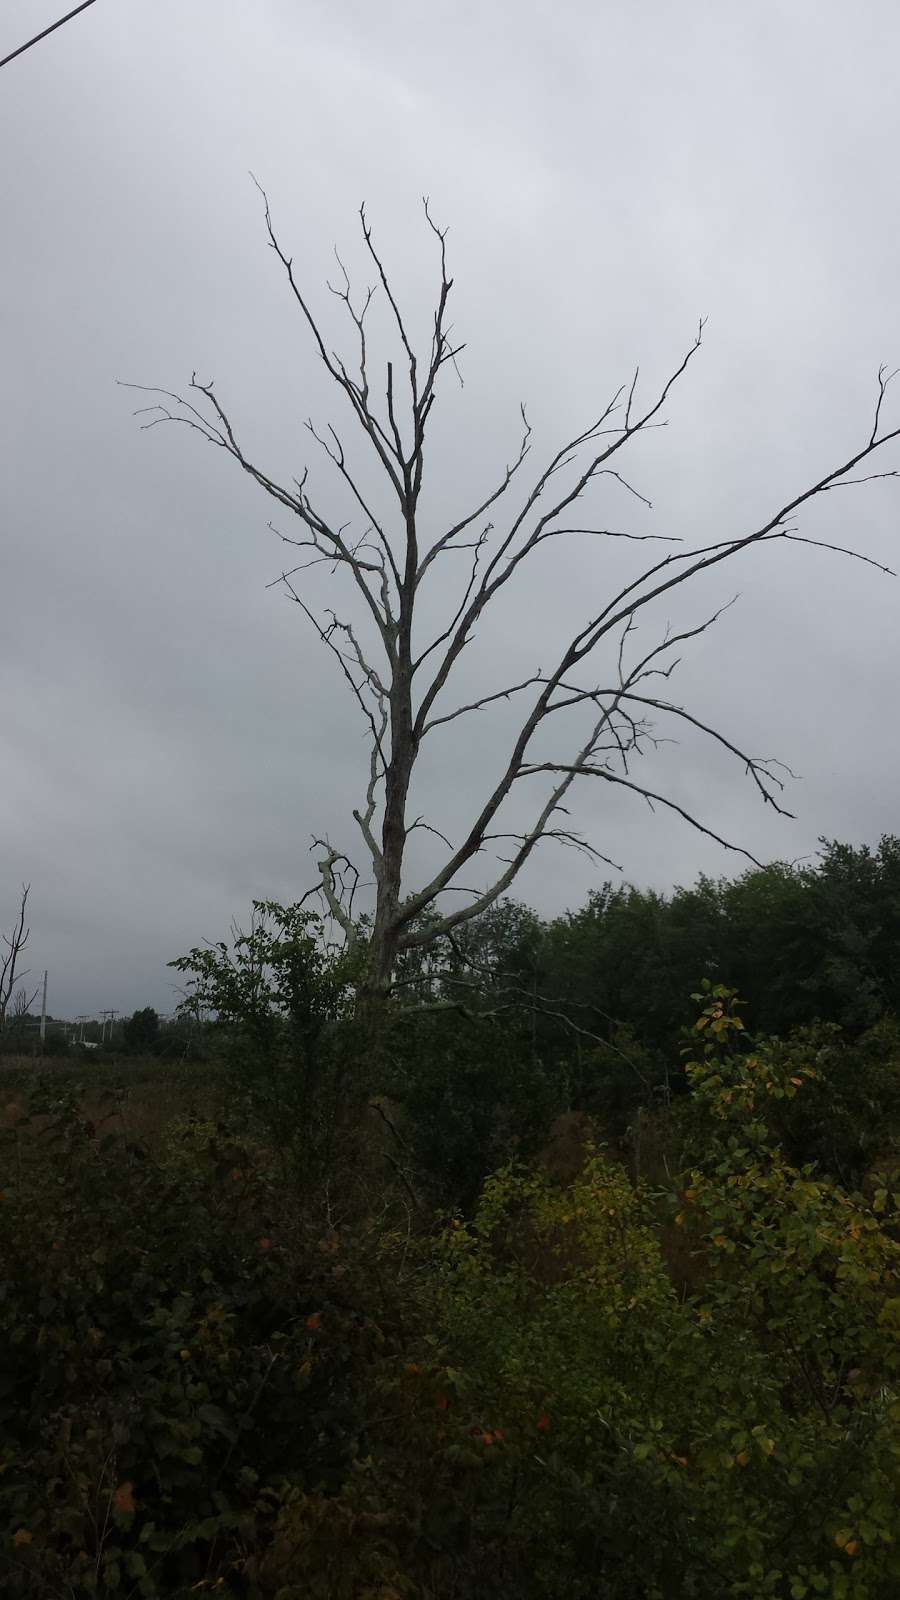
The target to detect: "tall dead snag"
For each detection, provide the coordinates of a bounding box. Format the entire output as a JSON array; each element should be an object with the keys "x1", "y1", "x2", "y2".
[
  {"x1": 0, "y1": 884, "x2": 37, "y2": 1030},
  {"x1": 125, "y1": 197, "x2": 899, "y2": 1015}
]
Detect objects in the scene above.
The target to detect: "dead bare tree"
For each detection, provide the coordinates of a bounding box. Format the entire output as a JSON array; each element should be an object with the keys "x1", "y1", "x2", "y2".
[
  {"x1": 125, "y1": 195, "x2": 899, "y2": 1018},
  {"x1": 1, "y1": 884, "x2": 38, "y2": 1031}
]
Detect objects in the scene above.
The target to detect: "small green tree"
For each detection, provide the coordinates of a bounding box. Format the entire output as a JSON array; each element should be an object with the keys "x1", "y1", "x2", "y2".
[
  {"x1": 122, "y1": 1007, "x2": 160, "y2": 1055},
  {"x1": 170, "y1": 902, "x2": 355, "y2": 1158}
]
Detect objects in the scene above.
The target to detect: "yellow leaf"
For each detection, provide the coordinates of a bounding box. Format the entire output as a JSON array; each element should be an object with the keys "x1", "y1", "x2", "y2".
[
  {"x1": 834, "y1": 1527, "x2": 854, "y2": 1548},
  {"x1": 844, "y1": 1540, "x2": 861, "y2": 1557},
  {"x1": 12, "y1": 1529, "x2": 32, "y2": 1547},
  {"x1": 735, "y1": 1449, "x2": 750, "y2": 1467}
]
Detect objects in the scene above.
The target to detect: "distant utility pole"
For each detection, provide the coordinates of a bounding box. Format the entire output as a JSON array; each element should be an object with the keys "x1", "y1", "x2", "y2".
[
  {"x1": 0, "y1": 1, "x2": 101, "y2": 72},
  {"x1": 99, "y1": 1008, "x2": 118, "y2": 1042},
  {"x1": 40, "y1": 971, "x2": 48, "y2": 1046},
  {"x1": 76, "y1": 1014, "x2": 88, "y2": 1043}
]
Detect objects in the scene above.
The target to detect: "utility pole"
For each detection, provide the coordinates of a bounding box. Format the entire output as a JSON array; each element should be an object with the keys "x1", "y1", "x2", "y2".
[
  {"x1": 76, "y1": 1014, "x2": 87, "y2": 1043},
  {"x1": 40, "y1": 970, "x2": 48, "y2": 1046},
  {"x1": 99, "y1": 1008, "x2": 118, "y2": 1042}
]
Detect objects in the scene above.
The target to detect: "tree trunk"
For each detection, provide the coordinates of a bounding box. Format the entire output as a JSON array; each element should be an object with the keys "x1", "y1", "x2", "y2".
[{"x1": 357, "y1": 663, "x2": 416, "y2": 1025}]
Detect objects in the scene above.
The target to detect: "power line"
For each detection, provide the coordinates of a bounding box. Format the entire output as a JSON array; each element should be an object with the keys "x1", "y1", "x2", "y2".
[{"x1": 0, "y1": 0, "x2": 101, "y2": 72}]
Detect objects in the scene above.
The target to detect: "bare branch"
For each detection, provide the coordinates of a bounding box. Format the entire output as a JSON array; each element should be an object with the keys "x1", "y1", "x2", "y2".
[
  {"x1": 399, "y1": 709, "x2": 620, "y2": 946},
  {"x1": 278, "y1": 578, "x2": 388, "y2": 781},
  {"x1": 122, "y1": 375, "x2": 397, "y2": 655},
  {"x1": 304, "y1": 419, "x2": 403, "y2": 597},
  {"x1": 416, "y1": 406, "x2": 533, "y2": 581},
  {"x1": 325, "y1": 245, "x2": 376, "y2": 405},
  {"x1": 521, "y1": 761, "x2": 763, "y2": 862},
  {"x1": 480, "y1": 828, "x2": 623, "y2": 872},
  {"x1": 542, "y1": 525, "x2": 681, "y2": 544},
  {"x1": 406, "y1": 816, "x2": 455, "y2": 849},
  {"x1": 869, "y1": 364, "x2": 898, "y2": 446},
  {"x1": 614, "y1": 691, "x2": 796, "y2": 813},
  {"x1": 359, "y1": 202, "x2": 419, "y2": 405},
  {"x1": 400, "y1": 362, "x2": 900, "y2": 925},
  {"x1": 1, "y1": 884, "x2": 32, "y2": 1031},
  {"x1": 250, "y1": 176, "x2": 408, "y2": 497},
  {"x1": 421, "y1": 673, "x2": 544, "y2": 735},
  {"x1": 354, "y1": 700, "x2": 389, "y2": 877},
  {"x1": 312, "y1": 841, "x2": 360, "y2": 949},
  {"x1": 764, "y1": 530, "x2": 896, "y2": 577},
  {"x1": 566, "y1": 377, "x2": 900, "y2": 667},
  {"x1": 414, "y1": 324, "x2": 706, "y2": 739}
]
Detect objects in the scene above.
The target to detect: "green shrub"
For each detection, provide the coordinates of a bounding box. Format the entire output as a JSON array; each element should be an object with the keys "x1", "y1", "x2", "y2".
[
  {"x1": 170, "y1": 902, "x2": 362, "y2": 1178},
  {"x1": 350, "y1": 992, "x2": 900, "y2": 1598}
]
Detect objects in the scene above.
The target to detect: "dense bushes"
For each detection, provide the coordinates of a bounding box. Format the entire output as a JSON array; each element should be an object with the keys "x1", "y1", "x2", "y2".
[
  {"x1": 3, "y1": 984, "x2": 900, "y2": 1597},
  {"x1": 529, "y1": 836, "x2": 900, "y2": 1056},
  {"x1": 0, "y1": 1082, "x2": 417, "y2": 1597},
  {"x1": 384, "y1": 837, "x2": 900, "y2": 1194}
]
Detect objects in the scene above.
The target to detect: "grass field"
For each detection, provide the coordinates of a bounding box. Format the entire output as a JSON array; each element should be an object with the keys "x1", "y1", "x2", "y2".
[{"x1": 0, "y1": 1053, "x2": 224, "y2": 1147}]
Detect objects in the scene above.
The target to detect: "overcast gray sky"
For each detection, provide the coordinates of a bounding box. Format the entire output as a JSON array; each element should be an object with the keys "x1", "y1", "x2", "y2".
[{"x1": 2, "y1": 0, "x2": 899, "y2": 1020}]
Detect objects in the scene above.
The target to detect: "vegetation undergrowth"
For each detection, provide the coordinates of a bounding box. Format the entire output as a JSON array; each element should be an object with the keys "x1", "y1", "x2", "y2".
[{"x1": 3, "y1": 940, "x2": 900, "y2": 1595}]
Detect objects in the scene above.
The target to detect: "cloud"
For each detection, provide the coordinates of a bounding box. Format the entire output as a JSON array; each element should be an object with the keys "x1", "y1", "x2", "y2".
[{"x1": 2, "y1": 0, "x2": 898, "y2": 1016}]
